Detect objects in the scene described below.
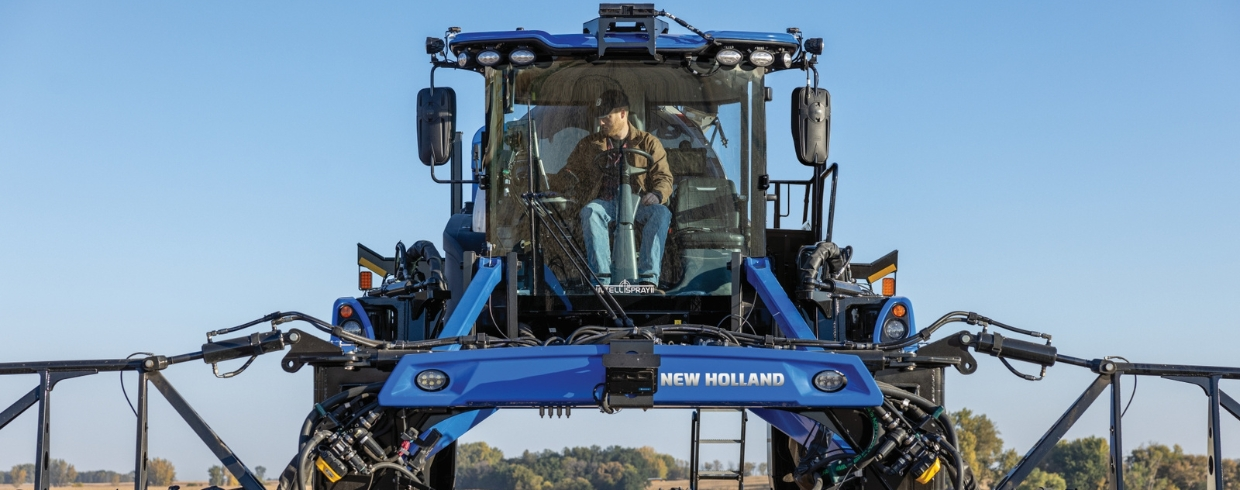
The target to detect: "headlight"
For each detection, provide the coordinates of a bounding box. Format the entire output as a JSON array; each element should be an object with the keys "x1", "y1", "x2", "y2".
[
  {"x1": 341, "y1": 320, "x2": 363, "y2": 336},
  {"x1": 457, "y1": 53, "x2": 469, "y2": 67},
  {"x1": 813, "y1": 370, "x2": 847, "y2": 392},
  {"x1": 716, "y1": 49, "x2": 742, "y2": 66},
  {"x1": 509, "y1": 49, "x2": 536, "y2": 65},
  {"x1": 749, "y1": 50, "x2": 774, "y2": 67},
  {"x1": 781, "y1": 52, "x2": 794, "y2": 68},
  {"x1": 415, "y1": 369, "x2": 449, "y2": 391},
  {"x1": 477, "y1": 50, "x2": 501, "y2": 66},
  {"x1": 883, "y1": 319, "x2": 908, "y2": 340}
]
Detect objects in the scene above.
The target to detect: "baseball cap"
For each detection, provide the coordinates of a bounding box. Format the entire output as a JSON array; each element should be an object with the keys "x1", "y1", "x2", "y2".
[{"x1": 594, "y1": 89, "x2": 629, "y2": 114}]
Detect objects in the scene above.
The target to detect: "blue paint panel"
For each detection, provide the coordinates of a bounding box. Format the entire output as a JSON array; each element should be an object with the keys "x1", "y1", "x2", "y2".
[
  {"x1": 421, "y1": 408, "x2": 497, "y2": 457},
  {"x1": 332, "y1": 297, "x2": 374, "y2": 340},
  {"x1": 744, "y1": 258, "x2": 817, "y2": 343},
  {"x1": 435, "y1": 257, "x2": 503, "y2": 351},
  {"x1": 749, "y1": 408, "x2": 855, "y2": 454},
  {"x1": 379, "y1": 345, "x2": 881, "y2": 408},
  {"x1": 451, "y1": 30, "x2": 798, "y2": 52},
  {"x1": 872, "y1": 297, "x2": 918, "y2": 352},
  {"x1": 542, "y1": 265, "x2": 572, "y2": 311}
]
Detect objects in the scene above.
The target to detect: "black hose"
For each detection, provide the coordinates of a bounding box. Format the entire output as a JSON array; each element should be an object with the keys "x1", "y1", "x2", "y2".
[
  {"x1": 295, "y1": 430, "x2": 331, "y2": 490},
  {"x1": 877, "y1": 383, "x2": 962, "y2": 490}
]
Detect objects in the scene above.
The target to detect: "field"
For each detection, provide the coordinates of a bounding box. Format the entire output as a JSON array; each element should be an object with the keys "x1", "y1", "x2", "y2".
[{"x1": 16, "y1": 477, "x2": 775, "y2": 490}]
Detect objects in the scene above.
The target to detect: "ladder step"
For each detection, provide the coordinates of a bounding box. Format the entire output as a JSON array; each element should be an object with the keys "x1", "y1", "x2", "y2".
[
  {"x1": 698, "y1": 471, "x2": 743, "y2": 480},
  {"x1": 699, "y1": 438, "x2": 743, "y2": 444}
]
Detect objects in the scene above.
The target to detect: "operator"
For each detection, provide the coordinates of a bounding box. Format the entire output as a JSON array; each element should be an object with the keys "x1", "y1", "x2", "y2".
[{"x1": 557, "y1": 89, "x2": 672, "y2": 288}]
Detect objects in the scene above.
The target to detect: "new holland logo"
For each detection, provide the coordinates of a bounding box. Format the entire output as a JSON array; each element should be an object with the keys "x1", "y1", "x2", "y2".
[{"x1": 659, "y1": 372, "x2": 786, "y2": 387}]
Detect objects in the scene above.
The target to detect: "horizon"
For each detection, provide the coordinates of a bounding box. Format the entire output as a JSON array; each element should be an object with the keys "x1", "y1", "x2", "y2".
[{"x1": 1, "y1": 0, "x2": 1238, "y2": 481}]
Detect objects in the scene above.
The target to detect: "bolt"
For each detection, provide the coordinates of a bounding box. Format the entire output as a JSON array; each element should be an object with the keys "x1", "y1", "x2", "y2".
[
  {"x1": 959, "y1": 334, "x2": 973, "y2": 344},
  {"x1": 144, "y1": 359, "x2": 154, "y2": 369},
  {"x1": 288, "y1": 332, "x2": 301, "y2": 343}
]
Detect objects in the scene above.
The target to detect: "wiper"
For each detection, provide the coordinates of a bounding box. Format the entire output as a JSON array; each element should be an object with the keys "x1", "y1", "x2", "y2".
[{"x1": 709, "y1": 117, "x2": 729, "y2": 148}]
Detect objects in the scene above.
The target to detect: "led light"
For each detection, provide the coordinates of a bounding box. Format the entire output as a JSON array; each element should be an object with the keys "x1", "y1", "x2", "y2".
[
  {"x1": 359, "y1": 271, "x2": 373, "y2": 290},
  {"x1": 339, "y1": 304, "x2": 354, "y2": 318},
  {"x1": 813, "y1": 370, "x2": 847, "y2": 392},
  {"x1": 457, "y1": 53, "x2": 469, "y2": 67},
  {"x1": 716, "y1": 49, "x2": 742, "y2": 66},
  {"x1": 781, "y1": 52, "x2": 794, "y2": 68},
  {"x1": 882, "y1": 277, "x2": 896, "y2": 296},
  {"x1": 509, "y1": 49, "x2": 536, "y2": 65},
  {"x1": 477, "y1": 50, "x2": 502, "y2": 66},
  {"x1": 749, "y1": 50, "x2": 774, "y2": 67},
  {"x1": 891, "y1": 303, "x2": 907, "y2": 318},
  {"x1": 415, "y1": 369, "x2": 449, "y2": 391},
  {"x1": 883, "y1": 319, "x2": 908, "y2": 340},
  {"x1": 341, "y1": 320, "x2": 363, "y2": 336}
]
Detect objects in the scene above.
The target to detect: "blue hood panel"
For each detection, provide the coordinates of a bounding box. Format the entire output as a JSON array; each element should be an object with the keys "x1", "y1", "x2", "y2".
[
  {"x1": 379, "y1": 345, "x2": 880, "y2": 408},
  {"x1": 451, "y1": 30, "x2": 799, "y2": 53}
]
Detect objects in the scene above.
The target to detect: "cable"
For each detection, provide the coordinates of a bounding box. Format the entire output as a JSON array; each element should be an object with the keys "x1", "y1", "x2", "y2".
[
  {"x1": 120, "y1": 352, "x2": 154, "y2": 417},
  {"x1": 1105, "y1": 356, "x2": 1138, "y2": 418}
]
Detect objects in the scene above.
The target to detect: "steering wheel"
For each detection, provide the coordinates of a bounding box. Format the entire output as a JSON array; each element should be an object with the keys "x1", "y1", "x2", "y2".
[{"x1": 591, "y1": 147, "x2": 654, "y2": 173}]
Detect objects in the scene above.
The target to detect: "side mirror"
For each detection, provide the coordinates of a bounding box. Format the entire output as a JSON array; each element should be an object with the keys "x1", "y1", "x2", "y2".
[
  {"x1": 418, "y1": 87, "x2": 456, "y2": 166},
  {"x1": 791, "y1": 87, "x2": 830, "y2": 166}
]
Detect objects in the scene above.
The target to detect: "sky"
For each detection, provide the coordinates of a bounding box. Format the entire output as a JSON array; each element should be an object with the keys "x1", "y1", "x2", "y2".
[{"x1": 2, "y1": 0, "x2": 1239, "y2": 482}]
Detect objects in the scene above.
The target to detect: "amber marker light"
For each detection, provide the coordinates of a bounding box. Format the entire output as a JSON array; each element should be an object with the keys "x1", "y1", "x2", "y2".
[
  {"x1": 882, "y1": 278, "x2": 896, "y2": 297},
  {"x1": 339, "y1": 304, "x2": 354, "y2": 319},
  {"x1": 892, "y1": 303, "x2": 907, "y2": 318},
  {"x1": 359, "y1": 271, "x2": 372, "y2": 290}
]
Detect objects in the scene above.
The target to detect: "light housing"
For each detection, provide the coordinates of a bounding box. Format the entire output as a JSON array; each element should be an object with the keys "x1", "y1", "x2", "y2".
[
  {"x1": 477, "y1": 50, "x2": 502, "y2": 66},
  {"x1": 883, "y1": 319, "x2": 908, "y2": 340},
  {"x1": 457, "y1": 53, "x2": 469, "y2": 67},
  {"x1": 425, "y1": 37, "x2": 445, "y2": 55},
  {"x1": 338, "y1": 304, "x2": 354, "y2": 319},
  {"x1": 781, "y1": 52, "x2": 794, "y2": 68},
  {"x1": 509, "y1": 49, "x2": 536, "y2": 65},
  {"x1": 882, "y1": 277, "x2": 896, "y2": 296},
  {"x1": 749, "y1": 50, "x2": 774, "y2": 67},
  {"x1": 415, "y1": 369, "x2": 449, "y2": 391},
  {"x1": 716, "y1": 49, "x2": 743, "y2": 66},
  {"x1": 891, "y1": 303, "x2": 907, "y2": 318},
  {"x1": 340, "y1": 320, "x2": 363, "y2": 336},
  {"x1": 804, "y1": 38, "x2": 824, "y2": 55},
  {"x1": 813, "y1": 370, "x2": 847, "y2": 392},
  {"x1": 359, "y1": 271, "x2": 373, "y2": 290}
]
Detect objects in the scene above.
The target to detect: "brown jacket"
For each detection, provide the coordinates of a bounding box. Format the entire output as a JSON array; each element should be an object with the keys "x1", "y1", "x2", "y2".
[{"x1": 557, "y1": 124, "x2": 673, "y2": 205}]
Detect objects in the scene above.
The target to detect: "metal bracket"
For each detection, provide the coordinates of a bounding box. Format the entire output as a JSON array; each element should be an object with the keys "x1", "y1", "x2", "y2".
[{"x1": 602, "y1": 340, "x2": 660, "y2": 408}]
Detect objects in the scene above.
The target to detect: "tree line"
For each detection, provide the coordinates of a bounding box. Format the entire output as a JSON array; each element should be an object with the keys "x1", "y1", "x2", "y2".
[
  {"x1": 456, "y1": 442, "x2": 699, "y2": 490},
  {"x1": 0, "y1": 459, "x2": 175, "y2": 487},
  {"x1": 953, "y1": 408, "x2": 1240, "y2": 490}
]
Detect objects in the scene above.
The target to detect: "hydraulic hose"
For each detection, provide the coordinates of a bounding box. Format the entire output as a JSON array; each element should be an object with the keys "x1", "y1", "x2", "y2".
[{"x1": 877, "y1": 382, "x2": 963, "y2": 490}]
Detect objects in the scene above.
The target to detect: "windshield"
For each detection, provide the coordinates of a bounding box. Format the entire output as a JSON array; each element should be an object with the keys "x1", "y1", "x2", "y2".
[{"x1": 484, "y1": 60, "x2": 765, "y2": 298}]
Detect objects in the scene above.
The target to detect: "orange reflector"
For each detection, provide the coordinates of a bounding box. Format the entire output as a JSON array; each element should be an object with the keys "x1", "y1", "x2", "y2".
[
  {"x1": 892, "y1": 303, "x2": 907, "y2": 318},
  {"x1": 359, "y1": 271, "x2": 372, "y2": 290},
  {"x1": 882, "y1": 278, "x2": 896, "y2": 297},
  {"x1": 339, "y1": 304, "x2": 354, "y2": 319}
]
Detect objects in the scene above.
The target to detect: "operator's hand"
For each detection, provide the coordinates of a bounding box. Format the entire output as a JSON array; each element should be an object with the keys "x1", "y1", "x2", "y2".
[{"x1": 640, "y1": 192, "x2": 660, "y2": 206}]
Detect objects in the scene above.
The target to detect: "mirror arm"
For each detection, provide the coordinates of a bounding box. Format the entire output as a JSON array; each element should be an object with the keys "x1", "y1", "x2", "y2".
[{"x1": 429, "y1": 163, "x2": 478, "y2": 185}]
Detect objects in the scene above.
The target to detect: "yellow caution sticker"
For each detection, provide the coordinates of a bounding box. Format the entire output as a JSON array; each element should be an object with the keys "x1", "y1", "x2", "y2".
[
  {"x1": 315, "y1": 457, "x2": 344, "y2": 482},
  {"x1": 915, "y1": 457, "x2": 941, "y2": 484}
]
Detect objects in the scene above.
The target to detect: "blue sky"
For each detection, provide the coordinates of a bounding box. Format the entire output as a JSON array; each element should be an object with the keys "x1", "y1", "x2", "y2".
[{"x1": 2, "y1": 0, "x2": 1239, "y2": 481}]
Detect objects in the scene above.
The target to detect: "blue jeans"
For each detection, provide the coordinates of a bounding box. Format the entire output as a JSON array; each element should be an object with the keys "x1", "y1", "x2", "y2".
[{"x1": 580, "y1": 198, "x2": 672, "y2": 285}]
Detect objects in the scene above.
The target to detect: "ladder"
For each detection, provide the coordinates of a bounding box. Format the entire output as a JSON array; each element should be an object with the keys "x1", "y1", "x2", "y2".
[{"x1": 690, "y1": 408, "x2": 747, "y2": 489}]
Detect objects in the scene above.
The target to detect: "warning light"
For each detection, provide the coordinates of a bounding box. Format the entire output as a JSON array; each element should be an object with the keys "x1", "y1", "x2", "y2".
[
  {"x1": 339, "y1": 304, "x2": 354, "y2": 319},
  {"x1": 892, "y1": 303, "x2": 907, "y2": 317},
  {"x1": 359, "y1": 271, "x2": 372, "y2": 290},
  {"x1": 882, "y1": 278, "x2": 896, "y2": 297}
]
